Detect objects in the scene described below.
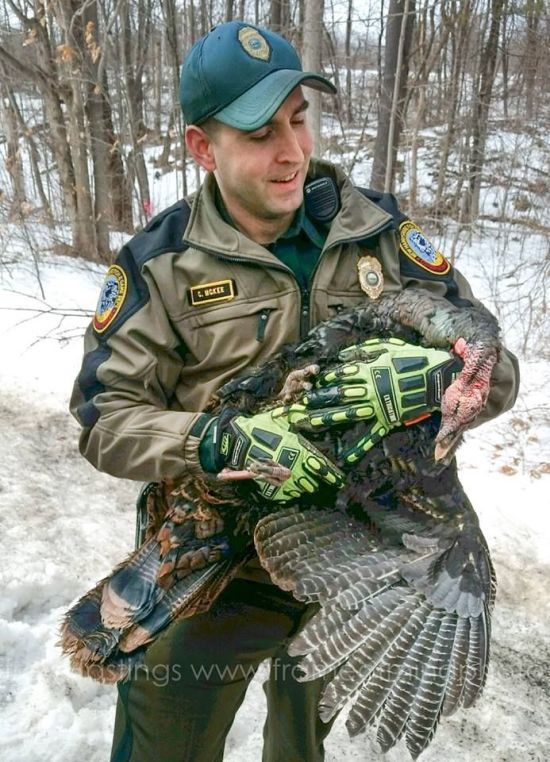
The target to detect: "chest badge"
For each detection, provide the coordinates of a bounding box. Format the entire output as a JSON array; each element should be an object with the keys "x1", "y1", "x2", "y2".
[
  {"x1": 189, "y1": 279, "x2": 236, "y2": 307},
  {"x1": 357, "y1": 255, "x2": 384, "y2": 300}
]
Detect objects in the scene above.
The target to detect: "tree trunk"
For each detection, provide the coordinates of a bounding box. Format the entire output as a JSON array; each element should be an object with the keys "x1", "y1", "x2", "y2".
[
  {"x1": 0, "y1": 12, "x2": 79, "y2": 227},
  {"x1": 162, "y1": 0, "x2": 186, "y2": 196},
  {"x1": 524, "y1": 0, "x2": 543, "y2": 120},
  {"x1": 464, "y1": 0, "x2": 505, "y2": 220},
  {"x1": 370, "y1": 0, "x2": 416, "y2": 192},
  {"x1": 82, "y1": 3, "x2": 131, "y2": 246},
  {"x1": 271, "y1": 0, "x2": 283, "y2": 33},
  {"x1": 1, "y1": 84, "x2": 26, "y2": 219},
  {"x1": 120, "y1": 0, "x2": 152, "y2": 226},
  {"x1": 153, "y1": 32, "x2": 163, "y2": 137},
  {"x1": 2, "y1": 80, "x2": 51, "y2": 219},
  {"x1": 302, "y1": 0, "x2": 324, "y2": 156},
  {"x1": 345, "y1": 0, "x2": 353, "y2": 123}
]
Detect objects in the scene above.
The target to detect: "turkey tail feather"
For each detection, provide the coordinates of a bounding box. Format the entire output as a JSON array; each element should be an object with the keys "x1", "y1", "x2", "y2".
[
  {"x1": 345, "y1": 599, "x2": 431, "y2": 736},
  {"x1": 59, "y1": 553, "x2": 249, "y2": 682},
  {"x1": 377, "y1": 609, "x2": 444, "y2": 751}
]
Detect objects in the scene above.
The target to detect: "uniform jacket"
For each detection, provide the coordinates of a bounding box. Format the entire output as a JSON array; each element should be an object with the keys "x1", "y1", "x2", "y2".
[{"x1": 70, "y1": 159, "x2": 519, "y2": 483}]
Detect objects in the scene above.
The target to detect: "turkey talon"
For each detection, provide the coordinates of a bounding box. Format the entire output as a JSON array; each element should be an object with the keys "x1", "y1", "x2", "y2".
[
  {"x1": 218, "y1": 461, "x2": 291, "y2": 486},
  {"x1": 279, "y1": 365, "x2": 320, "y2": 402}
]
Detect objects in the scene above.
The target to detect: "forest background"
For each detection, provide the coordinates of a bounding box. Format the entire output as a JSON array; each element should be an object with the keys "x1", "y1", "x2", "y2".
[{"x1": 0, "y1": 0, "x2": 548, "y2": 267}]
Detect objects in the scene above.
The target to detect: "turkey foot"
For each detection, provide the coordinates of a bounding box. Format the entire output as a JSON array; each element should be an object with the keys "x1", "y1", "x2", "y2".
[
  {"x1": 278, "y1": 364, "x2": 320, "y2": 402},
  {"x1": 435, "y1": 337, "x2": 498, "y2": 461},
  {"x1": 218, "y1": 459, "x2": 292, "y2": 485}
]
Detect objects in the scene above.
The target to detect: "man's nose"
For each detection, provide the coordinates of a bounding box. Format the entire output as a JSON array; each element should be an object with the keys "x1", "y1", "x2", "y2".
[{"x1": 276, "y1": 124, "x2": 305, "y2": 163}]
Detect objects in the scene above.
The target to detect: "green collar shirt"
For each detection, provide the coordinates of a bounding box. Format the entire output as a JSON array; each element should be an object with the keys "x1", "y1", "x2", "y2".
[{"x1": 216, "y1": 188, "x2": 328, "y2": 290}]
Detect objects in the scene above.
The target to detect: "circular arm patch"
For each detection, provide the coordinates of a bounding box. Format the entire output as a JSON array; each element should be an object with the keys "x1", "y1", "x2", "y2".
[
  {"x1": 93, "y1": 264, "x2": 128, "y2": 333},
  {"x1": 399, "y1": 220, "x2": 450, "y2": 275}
]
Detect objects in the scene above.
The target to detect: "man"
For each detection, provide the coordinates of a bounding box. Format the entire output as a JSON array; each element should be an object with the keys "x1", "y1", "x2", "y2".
[{"x1": 70, "y1": 21, "x2": 519, "y2": 762}]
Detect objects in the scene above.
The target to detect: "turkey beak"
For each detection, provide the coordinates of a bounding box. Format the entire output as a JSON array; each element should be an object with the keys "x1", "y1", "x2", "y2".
[{"x1": 434, "y1": 431, "x2": 461, "y2": 463}]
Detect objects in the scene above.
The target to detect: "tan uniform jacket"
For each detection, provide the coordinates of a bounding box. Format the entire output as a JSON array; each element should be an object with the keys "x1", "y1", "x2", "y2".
[{"x1": 70, "y1": 159, "x2": 519, "y2": 483}]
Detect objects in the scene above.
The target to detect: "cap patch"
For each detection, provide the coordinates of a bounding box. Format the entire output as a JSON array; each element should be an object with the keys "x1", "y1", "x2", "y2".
[
  {"x1": 399, "y1": 221, "x2": 450, "y2": 275},
  {"x1": 93, "y1": 265, "x2": 128, "y2": 333},
  {"x1": 238, "y1": 26, "x2": 271, "y2": 62},
  {"x1": 189, "y1": 279, "x2": 236, "y2": 307}
]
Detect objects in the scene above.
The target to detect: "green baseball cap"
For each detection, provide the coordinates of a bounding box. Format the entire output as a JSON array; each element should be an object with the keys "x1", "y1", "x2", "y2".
[{"x1": 180, "y1": 21, "x2": 336, "y2": 131}]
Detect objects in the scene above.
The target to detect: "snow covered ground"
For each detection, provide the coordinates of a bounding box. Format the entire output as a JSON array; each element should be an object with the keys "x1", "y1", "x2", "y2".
[{"x1": 0, "y1": 228, "x2": 549, "y2": 762}]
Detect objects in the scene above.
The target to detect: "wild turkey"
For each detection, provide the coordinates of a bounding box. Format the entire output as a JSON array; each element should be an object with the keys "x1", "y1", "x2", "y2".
[{"x1": 61, "y1": 287, "x2": 500, "y2": 759}]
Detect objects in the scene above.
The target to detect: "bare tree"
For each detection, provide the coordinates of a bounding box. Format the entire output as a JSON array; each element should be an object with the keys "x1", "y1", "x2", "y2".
[
  {"x1": 523, "y1": 0, "x2": 544, "y2": 120},
  {"x1": 1, "y1": 82, "x2": 26, "y2": 219},
  {"x1": 433, "y1": 0, "x2": 476, "y2": 216},
  {"x1": 463, "y1": 0, "x2": 505, "y2": 220},
  {"x1": 370, "y1": 0, "x2": 416, "y2": 191},
  {"x1": 344, "y1": 0, "x2": 353, "y2": 124},
  {"x1": 118, "y1": 0, "x2": 152, "y2": 226},
  {"x1": 0, "y1": 0, "x2": 548, "y2": 267},
  {"x1": 270, "y1": 0, "x2": 291, "y2": 35},
  {"x1": 302, "y1": 0, "x2": 324, "y2": 155},
  {"x1": 0, "y1": 3, "x2": 79, "y2": 237}
]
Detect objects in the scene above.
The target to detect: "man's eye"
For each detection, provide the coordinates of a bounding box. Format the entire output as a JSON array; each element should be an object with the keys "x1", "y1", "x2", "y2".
[{"x1": 249, "y1": 130, "x2": 270, "y2": 141}]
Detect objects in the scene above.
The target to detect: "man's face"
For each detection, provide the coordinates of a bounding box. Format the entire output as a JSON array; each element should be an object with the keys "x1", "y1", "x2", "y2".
[{"x1": 203, "y1": 87, "x2": 314, "y2": 236}]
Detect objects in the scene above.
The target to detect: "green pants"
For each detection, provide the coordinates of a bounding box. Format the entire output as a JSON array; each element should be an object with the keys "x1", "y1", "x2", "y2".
[{"x1": 111, "y1": 579, "x2": 335, "y2": 762}]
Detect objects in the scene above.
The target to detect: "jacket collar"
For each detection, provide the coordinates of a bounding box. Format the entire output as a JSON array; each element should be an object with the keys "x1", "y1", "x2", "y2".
[
  {"x1": 183, "y1": 159, "x2": 393, "y2": 263},
  {"x1": 306, "y1": 159, "x2": 394, "y2": 248}
]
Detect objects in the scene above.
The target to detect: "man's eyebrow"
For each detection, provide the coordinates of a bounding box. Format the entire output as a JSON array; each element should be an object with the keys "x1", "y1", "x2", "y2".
[
  {"x1": 294, "y1": 99, "x2": 309, "y2": 115},
  {"x1": 268, "y1": 99, "x2": 309, "y2": 124},
  {"x1": 250, "y1": 99, "x2": 310, "y2": 133}
]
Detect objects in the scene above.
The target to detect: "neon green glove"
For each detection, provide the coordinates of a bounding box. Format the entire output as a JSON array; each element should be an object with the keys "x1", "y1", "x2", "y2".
[
  {"x1": 286, "y1": 338, "x2": 462, "y2": 465},
  {"x1": 208, "y1": 407, "x2": 345, "y2": 501}
]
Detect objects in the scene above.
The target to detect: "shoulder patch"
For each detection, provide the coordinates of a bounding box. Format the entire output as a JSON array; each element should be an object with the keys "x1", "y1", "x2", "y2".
[
  {"x1": 399, "y1": 220, "x2": 450, "y2": 276},
  {"x1": 93, "y1": 265, "x2": 128, "y2": 333}
]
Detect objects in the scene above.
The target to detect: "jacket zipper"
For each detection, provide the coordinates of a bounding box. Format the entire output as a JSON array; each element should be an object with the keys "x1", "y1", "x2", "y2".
[{"x1": 300, "y1": 290, "x2": 310, "y2": 340}]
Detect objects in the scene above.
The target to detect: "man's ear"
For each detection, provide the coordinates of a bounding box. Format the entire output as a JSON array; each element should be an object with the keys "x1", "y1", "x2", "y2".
[{"x1": 185, "y1": 125, "x2": 216, "y2": 172}]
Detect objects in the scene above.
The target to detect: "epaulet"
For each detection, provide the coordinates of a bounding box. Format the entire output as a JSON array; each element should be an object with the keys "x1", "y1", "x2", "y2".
[
  {"x1": 356, "y1": 187, "x2": 408, "y2": 227},
  {"x1": 126, "y1": 199, "x2": 192, "y2": 269}
]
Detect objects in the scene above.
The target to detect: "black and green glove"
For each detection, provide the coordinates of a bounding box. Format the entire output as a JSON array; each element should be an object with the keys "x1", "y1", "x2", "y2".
[
  {"x1": 287, "y1": 337, "x2": 462, "y2": 465},
  {"x1": 199, "y1": 407, "x2": 344, "y2": 502}
]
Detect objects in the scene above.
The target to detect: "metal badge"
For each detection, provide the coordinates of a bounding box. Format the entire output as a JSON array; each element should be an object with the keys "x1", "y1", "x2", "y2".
[
  {"x1": 238, "y1": 27, "x2": 271, "y2": 61},
  {"x1": 357, "y1": 255, "x2": 384, "y2": 299}
]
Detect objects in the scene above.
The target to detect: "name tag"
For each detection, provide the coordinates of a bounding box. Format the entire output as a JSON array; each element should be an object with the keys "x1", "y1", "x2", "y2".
[{"x1": 189, "y1": 279, "x2": 236, "y2": 306}]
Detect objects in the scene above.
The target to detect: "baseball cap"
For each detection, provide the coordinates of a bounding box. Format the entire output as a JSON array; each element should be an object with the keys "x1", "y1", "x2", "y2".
[{"x1": 179, "y1": 21, "x2": 336, "y2": 131}]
